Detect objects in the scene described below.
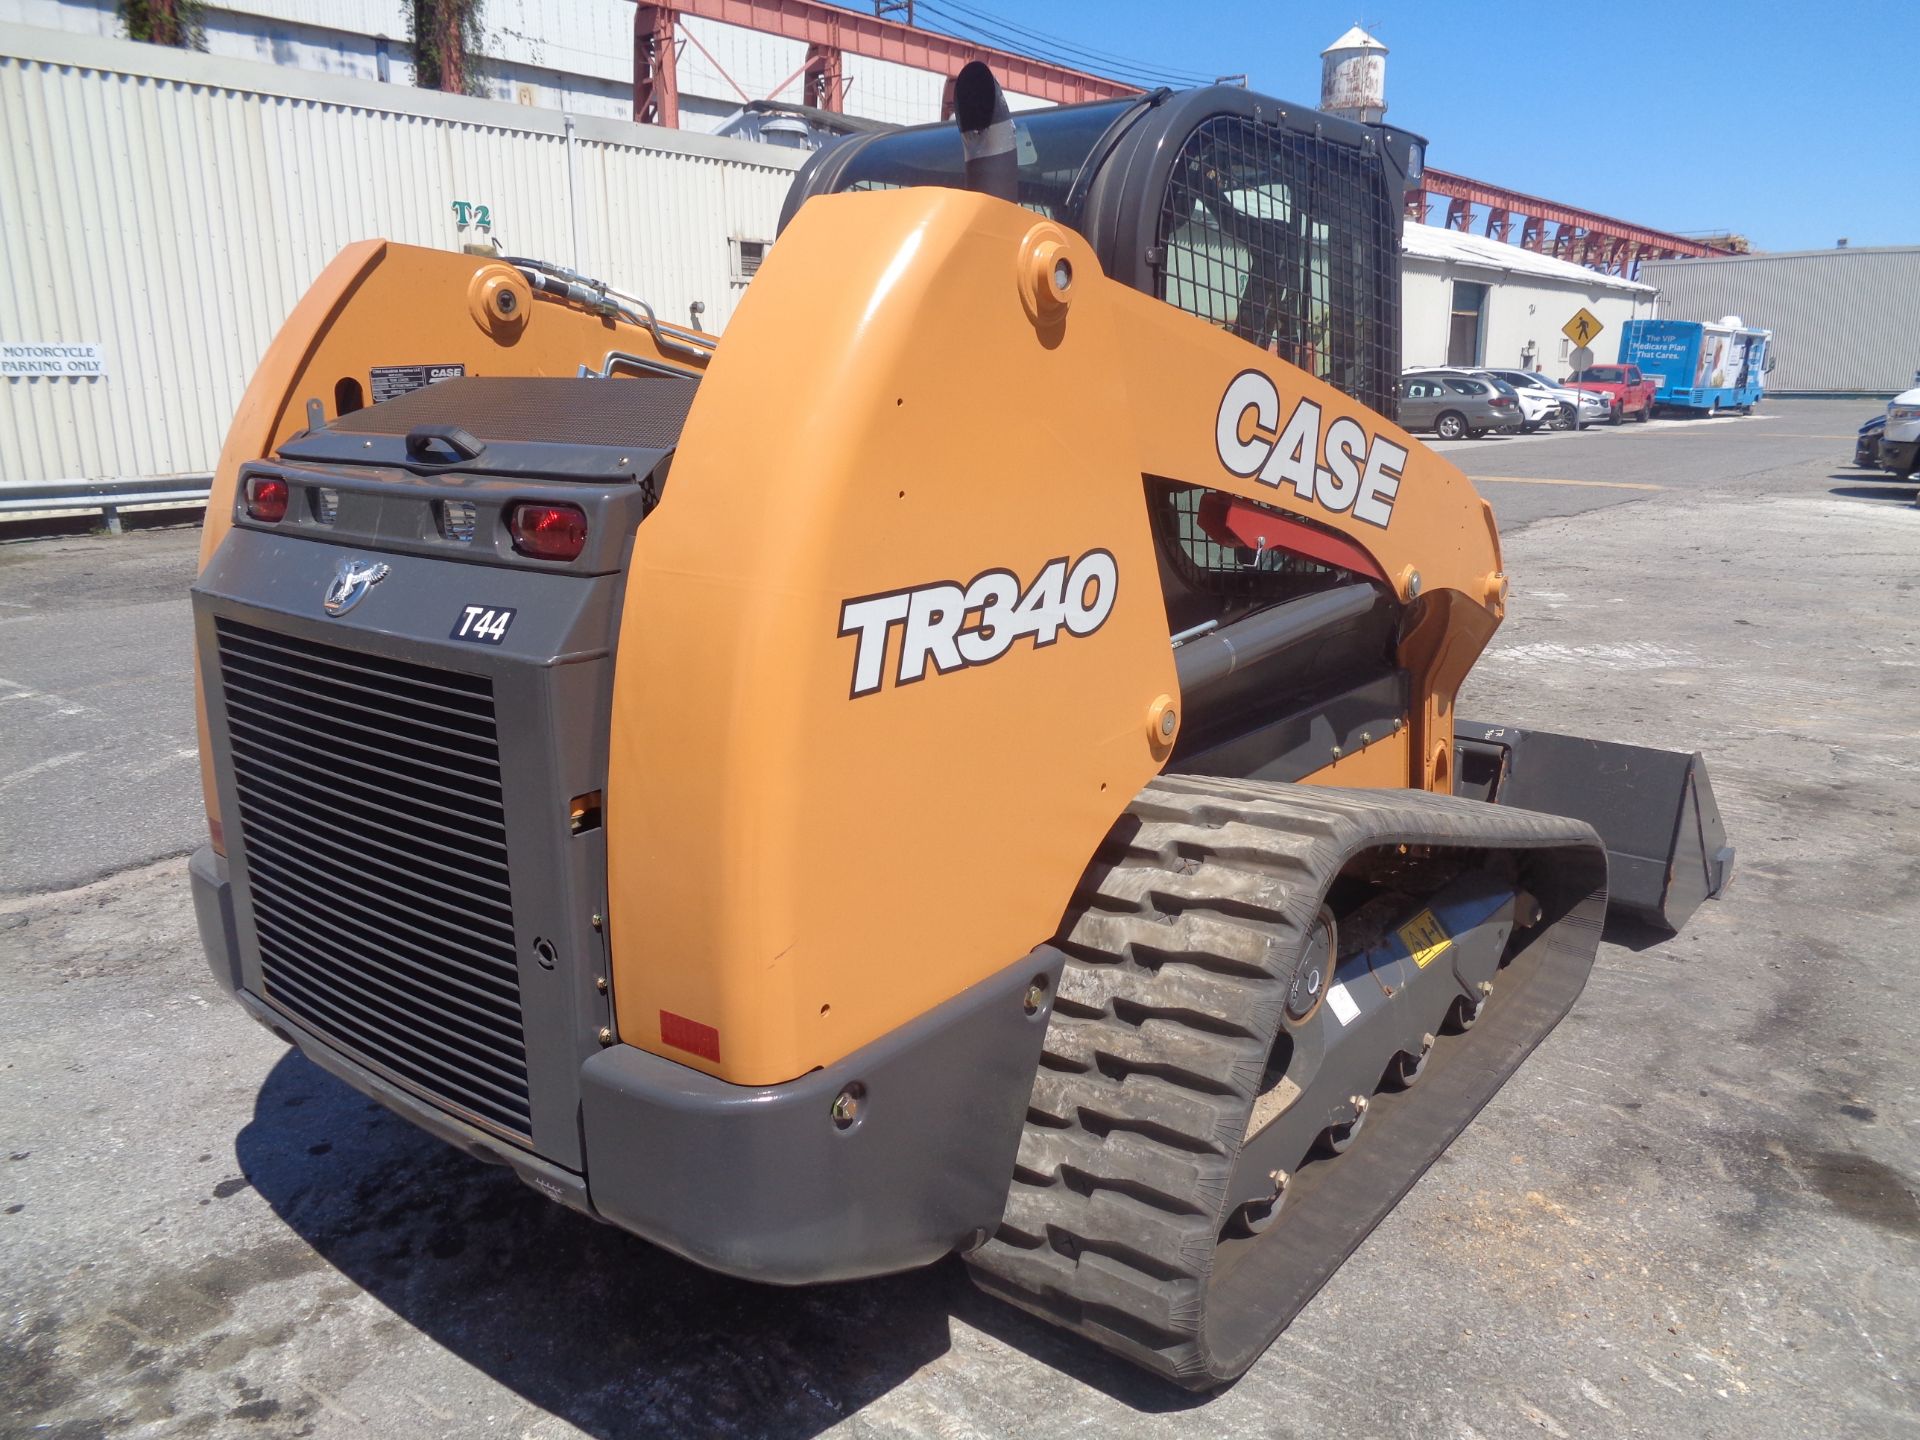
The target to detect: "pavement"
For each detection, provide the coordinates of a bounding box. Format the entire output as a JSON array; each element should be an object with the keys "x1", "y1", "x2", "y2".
[
  {"x1": 3, "y1": 399, "x2": 1917, "y2": 1439},
  {"x1": 0, "y1": 523, "x2": 206, "y2": 897}
]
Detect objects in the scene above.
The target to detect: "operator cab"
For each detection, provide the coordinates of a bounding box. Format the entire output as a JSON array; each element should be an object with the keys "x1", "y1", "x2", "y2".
[{"x1": 782, "y1": 86, "x2": 1424, "y2": 418}]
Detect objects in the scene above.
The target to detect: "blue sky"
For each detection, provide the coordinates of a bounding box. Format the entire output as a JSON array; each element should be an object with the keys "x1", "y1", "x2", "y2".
[{"x1": 883, "y1": 0, "x2": 1917, "y2": 252}]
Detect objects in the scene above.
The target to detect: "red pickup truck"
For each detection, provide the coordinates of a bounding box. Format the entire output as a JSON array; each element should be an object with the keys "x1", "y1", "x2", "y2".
[{"x1": 1565, "y1": 363, "x2": 1657, "y2": 423}]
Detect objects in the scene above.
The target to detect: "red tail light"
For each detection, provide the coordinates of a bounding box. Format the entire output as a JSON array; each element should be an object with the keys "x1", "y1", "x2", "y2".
[
  {"x1": 509, "y1": 501, "x2": 588, "y2": 561},
  {"x1": 1490, "y1": 395, "x2": 1515, "y2": 408},
  {"x1": 244, "y1": 474, "x2": 289, "y2": 522}
]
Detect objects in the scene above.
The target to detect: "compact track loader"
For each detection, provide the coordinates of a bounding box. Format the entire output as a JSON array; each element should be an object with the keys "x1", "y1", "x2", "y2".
[{"x1": 190, "y1": 67, "x2": 1731, "y2": 1387}]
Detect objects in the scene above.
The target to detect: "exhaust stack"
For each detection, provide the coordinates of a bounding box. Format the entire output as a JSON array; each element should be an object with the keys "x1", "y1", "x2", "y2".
[{"x1": 953, "y1": 61, "x2": 1017, "y2": 204}]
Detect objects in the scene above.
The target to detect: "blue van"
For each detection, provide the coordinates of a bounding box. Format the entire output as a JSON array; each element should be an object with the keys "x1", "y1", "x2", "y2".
[{"x1": 1618, "y1": 318, "x2": 1774, "y2": 415}]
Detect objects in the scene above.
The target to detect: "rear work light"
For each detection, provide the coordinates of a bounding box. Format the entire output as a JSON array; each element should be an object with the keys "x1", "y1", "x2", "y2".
[
  {"x1": 509, "y1": 502, "x2": 588, "y2": 562},
  {"x1": 244, "y1": 475, "x2": 289, "y2": 522}
]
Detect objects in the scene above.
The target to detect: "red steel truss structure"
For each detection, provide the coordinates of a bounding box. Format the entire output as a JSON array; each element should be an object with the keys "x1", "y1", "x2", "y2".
[
  {"x1": 1408, "y1": 168, "x2": 1735, "y2": 276},
  {"x1": 631, "y1": 0, "x2": 1133, "y2": 128}
]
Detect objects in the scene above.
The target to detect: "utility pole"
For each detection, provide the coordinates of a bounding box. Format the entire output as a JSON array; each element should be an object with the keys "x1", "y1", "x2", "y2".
[{"x1": 874, "y1": 1, "x2": 914, "y2": 23}]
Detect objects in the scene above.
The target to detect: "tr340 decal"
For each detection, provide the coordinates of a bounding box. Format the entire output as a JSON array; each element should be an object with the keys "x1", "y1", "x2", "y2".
[{"x1": 839, "y1": 550, "x2": 1116, "y2": 698}]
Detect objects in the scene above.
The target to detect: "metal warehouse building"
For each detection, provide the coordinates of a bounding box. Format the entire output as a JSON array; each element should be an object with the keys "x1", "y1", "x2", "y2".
[
  {"x1": 0, "y1": 24, "x2": 803, "y2": 493},
  {"x1": 1639, "y1": 247, "x2": 1920, "y2": 396},
  {"x1": 1400, "y1": 223, "x2": 1655, "y2": 375}
]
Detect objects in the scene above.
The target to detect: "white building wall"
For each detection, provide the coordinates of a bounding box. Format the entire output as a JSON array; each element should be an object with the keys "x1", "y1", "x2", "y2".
[
  {"x1": 0, "y1": 0, "x2": 117, "y2": 34},
  {"x1": 485, "y1": 0, "x2": 629, "y2": 85},
  {"x1": 1401, "y1": 262, "x2": 1656, "y2": 374},
  {"x1": 673, "y1": 14, "x2": 808, "y2": 133},
  {"x1": 842, "y1": 51, "x2": 944, "y2": 126},
  {"x1": 202, "y1": 10, "x2": 409, "y2": 85},
  {"x1": 1, "y1": 0, "x2": 1006, "y2": 130},
  {"x1": 0, "y1": 23, "x2": 803, "y2": 488}
]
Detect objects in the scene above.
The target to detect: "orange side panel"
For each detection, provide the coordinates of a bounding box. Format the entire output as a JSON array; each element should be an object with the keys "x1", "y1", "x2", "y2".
[
  {"x1": 604, "y1": 187, "x2": 1503, "y2": 1084},
  {"x1": 606, "y1": 195, "x2": 1176, "y2": 1084}
]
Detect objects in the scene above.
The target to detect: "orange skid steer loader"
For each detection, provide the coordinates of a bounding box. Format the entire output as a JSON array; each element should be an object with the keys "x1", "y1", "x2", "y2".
[{"x1": 189, "y1": 66, "x2": 1730, "y2": 1386}]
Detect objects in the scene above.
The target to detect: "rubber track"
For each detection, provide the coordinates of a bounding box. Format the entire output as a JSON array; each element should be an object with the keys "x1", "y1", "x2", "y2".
[{"x1": 965, "y1": 776, "x2": 1603, "y2": 1387}]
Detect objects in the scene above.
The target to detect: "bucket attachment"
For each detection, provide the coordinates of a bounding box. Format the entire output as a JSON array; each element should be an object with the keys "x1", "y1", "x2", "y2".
[{"x1": 1454, "y1": 721, "x2": 1734, "y2": 932}]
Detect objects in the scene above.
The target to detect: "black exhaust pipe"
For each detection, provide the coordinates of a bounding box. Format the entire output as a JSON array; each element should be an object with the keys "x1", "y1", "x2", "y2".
[{"x1": 953, "y1": 61, "x2": 1017, "y2": 203}]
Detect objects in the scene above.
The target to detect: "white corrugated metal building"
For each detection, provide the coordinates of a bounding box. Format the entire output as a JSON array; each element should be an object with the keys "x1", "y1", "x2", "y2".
[
  {"x1": 1400, "y1": 222, "x2": 1656, "y2": 375},
  {"x1": 0, "y1": 0, "x2": 1061, "y2": 128},
  {"x1": 1639, "y1": 247, "x2": 1920, "y2": 396},
  {"x1": 0, "y1": 23, "x2": 804, "y2": 490}
]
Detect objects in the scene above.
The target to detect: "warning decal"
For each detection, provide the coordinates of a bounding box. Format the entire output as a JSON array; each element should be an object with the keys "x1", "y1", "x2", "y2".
[{"x1": 1397, "y1": 909, "x2": 1452, "y2": 969}]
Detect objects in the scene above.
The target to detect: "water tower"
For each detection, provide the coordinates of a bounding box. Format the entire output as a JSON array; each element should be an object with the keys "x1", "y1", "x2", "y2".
[{"x1": 1320, "y1": 25, "x2": 1387, "y2": 124}]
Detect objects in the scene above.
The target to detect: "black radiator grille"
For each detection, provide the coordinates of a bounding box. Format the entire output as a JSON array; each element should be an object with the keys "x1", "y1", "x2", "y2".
[{"x1": 214, "y1": 617, "x2": 531, "y2": 1141}]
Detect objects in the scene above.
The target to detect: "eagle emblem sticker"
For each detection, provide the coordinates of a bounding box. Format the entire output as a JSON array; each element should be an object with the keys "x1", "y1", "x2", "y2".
[{"x1": 321, "y1": 558, "x2": 390, "y2": 617}]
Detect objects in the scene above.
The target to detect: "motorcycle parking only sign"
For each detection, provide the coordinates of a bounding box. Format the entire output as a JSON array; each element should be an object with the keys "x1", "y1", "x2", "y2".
[{"x1": 2, "y1": 343, "x2": 107, "y2": 378}]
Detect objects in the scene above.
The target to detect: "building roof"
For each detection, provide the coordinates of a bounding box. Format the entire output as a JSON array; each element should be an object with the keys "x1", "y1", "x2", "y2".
[
  {"x1": 1641, "y1": 244, "x2": 1920, "y2": 267},
  {"x1": 1322, "y1": 25, "x2": 1387, "y2": 54},
  {"x1": 1402, "y1": 221, "x2": 1655, "y2": 294}
]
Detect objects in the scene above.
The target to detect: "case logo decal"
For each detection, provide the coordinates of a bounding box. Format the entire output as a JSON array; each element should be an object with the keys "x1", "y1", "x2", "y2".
[
  {"x1": 1214, "y1": 369, "x2": 1407, "y2": 529},
  {"x1": 321, "y1": 558, "x2": 389, "y2": 617},
  {"x1": 839, "y1": 550, "x2": 1117, "y2": 698}
]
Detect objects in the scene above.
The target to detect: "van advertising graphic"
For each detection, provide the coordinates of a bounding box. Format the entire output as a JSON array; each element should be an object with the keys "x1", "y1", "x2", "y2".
[
  {"x1": 1622, "y1": 321, "x2": 1694, "y2": 392},
  {"x1": 1620, "y1": 318, "x2": 1771, "y2": 412}
]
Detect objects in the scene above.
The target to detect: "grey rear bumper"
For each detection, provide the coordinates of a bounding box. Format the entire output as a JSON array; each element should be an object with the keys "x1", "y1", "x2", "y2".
[{"x1": 194, "y1": 843, "x2": 1059, "y2": 1283}]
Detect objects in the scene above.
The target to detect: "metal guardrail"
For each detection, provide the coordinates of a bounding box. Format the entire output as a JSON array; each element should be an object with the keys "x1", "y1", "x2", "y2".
[{"x1": 0, "y1": 476, "x2": 212, "y2": 532}]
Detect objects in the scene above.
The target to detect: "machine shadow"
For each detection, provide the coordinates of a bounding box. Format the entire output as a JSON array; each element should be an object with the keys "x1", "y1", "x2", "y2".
[
  {"x1": 1600, "y1": 913, "x2": 1683, "y2": 954},
  {"x1": 238, "y1": 1050, "x2": 1203, "y2": 1433},
  {"x1": 239, "y1": 1049, "x2": 953, "y2": 1439},
  {"x1": 1828, "y1": 475, "x2": 1917, "y2": 504}
]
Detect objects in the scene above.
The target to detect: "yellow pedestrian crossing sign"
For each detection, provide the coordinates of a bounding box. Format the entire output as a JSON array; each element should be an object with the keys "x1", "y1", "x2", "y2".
[{"x1": 1563, "y1": 307, "x2": 1604, "y2": 347}]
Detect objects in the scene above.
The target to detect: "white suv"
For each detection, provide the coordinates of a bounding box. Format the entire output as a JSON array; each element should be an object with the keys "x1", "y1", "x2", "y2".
[{"x1": 1484, "y1": 369, "x2": 1610, "y2": 431}]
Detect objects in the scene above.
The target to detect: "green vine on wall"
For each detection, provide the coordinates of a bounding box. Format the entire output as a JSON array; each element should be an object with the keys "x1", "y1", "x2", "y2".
[
  {"x1": 410, "y1": 0, "x2": 488, "y2": 97},
  {"x1": 118, "y1": 0, "x2": 206, "y2": 49}
]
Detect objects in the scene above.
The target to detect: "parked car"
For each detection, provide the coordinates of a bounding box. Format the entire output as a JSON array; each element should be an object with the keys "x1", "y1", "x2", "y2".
[
  {"x1": 1882, "y1": 389, "x2": 1920, "y2": 478},
  {"x1": 1479, "y1": 373, "x2": 1551, "y2": 432},
  {"x1": 1565, "y1": 363, "x2": 1658, "y2": 423},
  {"x1": 1854, "y1": 414, "x2": 1884, "y2": 469},
  {"x1": 1465, "y1": 372, "x2": 1554, "y2": 431},
  {"x1": 1484, "y1": 369, "x2": 1609, "y2": 429},
  {"x1": 1411, "y1": 369, "x2": 1551, "y2": 432},
  {"x1": 1396, "y1": 373, "x2": 1525, "y2": 439}
]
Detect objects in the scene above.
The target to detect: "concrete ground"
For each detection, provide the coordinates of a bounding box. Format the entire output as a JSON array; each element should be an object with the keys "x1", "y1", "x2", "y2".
[{"x1": 3, "y1": 400, "x2": 1915, "y2": 1439}]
